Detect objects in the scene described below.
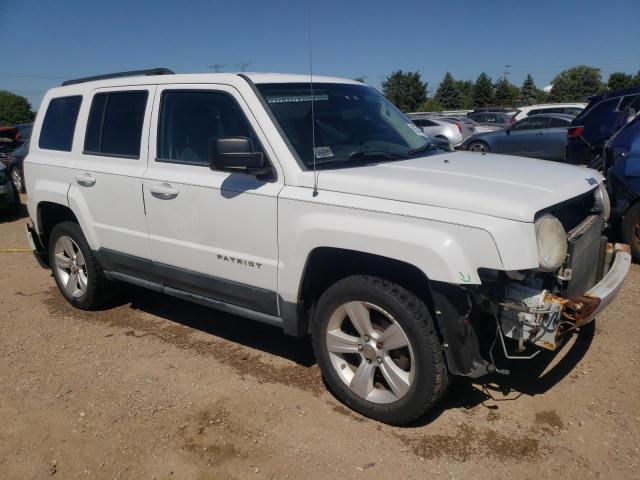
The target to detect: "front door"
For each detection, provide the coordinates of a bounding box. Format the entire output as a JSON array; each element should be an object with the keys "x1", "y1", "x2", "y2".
[{"x1": 142, "y1": 85, "x2": 282, "y2": 315}]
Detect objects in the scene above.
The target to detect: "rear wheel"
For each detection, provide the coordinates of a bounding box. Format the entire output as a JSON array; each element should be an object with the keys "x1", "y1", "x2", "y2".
[
  {"x1": 311, "y1": 275, "x2": 448, "y2": 425},
  {"x1": 49, "y1": 221, "x2": 112, "y2": 309},
  {"x1": 467, "y1": 141, "x2": 489, "y2": 153},
  {"x1": 622, "y1": 202, "x2": 640, "y2": 263}
]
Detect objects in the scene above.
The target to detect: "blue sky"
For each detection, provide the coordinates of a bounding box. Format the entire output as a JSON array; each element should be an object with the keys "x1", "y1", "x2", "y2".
[{"x1": 1, "y1": 0, "x2": 638, "y2": 110}]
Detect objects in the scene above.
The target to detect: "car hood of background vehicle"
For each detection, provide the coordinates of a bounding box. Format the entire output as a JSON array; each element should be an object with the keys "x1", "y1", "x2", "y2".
[{"x1": 315, "y1": 151, "x2": 601, "y2": 222}]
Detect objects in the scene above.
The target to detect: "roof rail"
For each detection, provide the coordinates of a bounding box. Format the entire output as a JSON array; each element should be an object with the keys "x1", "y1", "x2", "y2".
[{"x1": 61, "y1": 67, "x2": 175, "y2": 86}]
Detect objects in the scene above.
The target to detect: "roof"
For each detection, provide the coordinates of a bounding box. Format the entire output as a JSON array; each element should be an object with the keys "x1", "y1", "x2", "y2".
[{"x1": 50, "y1": 71, "x2": 360, "y2": 95}]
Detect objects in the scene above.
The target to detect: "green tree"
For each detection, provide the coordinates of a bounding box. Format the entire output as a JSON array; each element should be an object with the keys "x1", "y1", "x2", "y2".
[
  {"x1": 548, "y1": 65, "x2": 603, "y2": 102},
  {"x1": 416, "y1": 98, "x2": 443, "y2": 112},
  {"x1": 0, "y1": 90, "x2": 34, "y2": 126},
  {"x1": 520, "y1": 73, "x2": 539, "y2": 105},
  {"x1": 455, "y1": 80, "x2": 474, "y2": 109},
  {"x1": 434, "y1": 72, "x2": 461, "y2": 109},
  {"x1": 634, "y1": 71, "x2": 640, "y2": 86},
  {"x1": 494, "y1": 77, "x2": 518, "y2": 108},
  {"x1": 381, "y1": 70, "x2": 427, "y2": 112},
  {"x1": 472, "y1": 73, "x2": 494, "y2": 107},
  {"x1": 607, "y1": 72, "x2": 634, "y2": 91}
]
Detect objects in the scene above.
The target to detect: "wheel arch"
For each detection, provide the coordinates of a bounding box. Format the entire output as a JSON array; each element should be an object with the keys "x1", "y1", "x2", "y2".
[{"x1": 36, "y1": 201, "x2": 80, "y2": 251}]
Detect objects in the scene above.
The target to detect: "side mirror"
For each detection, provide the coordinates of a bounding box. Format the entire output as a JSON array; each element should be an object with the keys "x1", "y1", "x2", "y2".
[{"x1": 208, "y1": 137, "x2": 271, "y2": 176}]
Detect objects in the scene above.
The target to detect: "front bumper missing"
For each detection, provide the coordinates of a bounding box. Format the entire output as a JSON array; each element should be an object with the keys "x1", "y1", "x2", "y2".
[{"x1": 547, "y1": 243, "x2": 631, "y2": 341}]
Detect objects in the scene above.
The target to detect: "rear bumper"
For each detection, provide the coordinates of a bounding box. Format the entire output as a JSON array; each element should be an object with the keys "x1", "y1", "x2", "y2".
[{"x1": 26, "y1": 220, "x2": 49, "y2": 268}]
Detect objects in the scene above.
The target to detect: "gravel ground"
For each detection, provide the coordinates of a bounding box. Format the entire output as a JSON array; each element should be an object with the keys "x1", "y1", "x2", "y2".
[{"x1": 1, "y1": 197, "x2": 639, "y2": 479}]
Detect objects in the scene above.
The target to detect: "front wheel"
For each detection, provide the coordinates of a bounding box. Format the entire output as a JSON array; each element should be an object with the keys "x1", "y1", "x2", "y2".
[
  {"x1": 10, "y1": 167, "x2": 24, "y2": 193},
  {"x1": 311, "y1": 275, "x2": 448, "y2": 425},
  {"x1": 467, "y1": 141, "x2": 489, "y2": 153},
  {"x1": 622, "y1": 202, "x2": 640, "y2": 263}
]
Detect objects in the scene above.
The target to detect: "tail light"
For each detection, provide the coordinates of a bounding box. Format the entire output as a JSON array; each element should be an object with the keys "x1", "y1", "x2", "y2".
[
  {"x1": 455, "y1": 122, "x2": 463, "y2": 133},
  {"x1": 567, "y1": 126, "x2": 584, "y2": 139}
]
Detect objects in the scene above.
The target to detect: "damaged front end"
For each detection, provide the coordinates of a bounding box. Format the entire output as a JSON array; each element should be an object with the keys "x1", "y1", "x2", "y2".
[
  {"x1": 497, "y1": 242, "x2": 630, "y2": 353},
  {"x1": 437, "y1": 187, "x2": 632, "y2": 379}
]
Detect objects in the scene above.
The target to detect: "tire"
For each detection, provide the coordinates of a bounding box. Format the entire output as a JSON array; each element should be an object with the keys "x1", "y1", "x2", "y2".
[
  {"x1": 311, "y1": 275, "x2": 448, "y2": 425},
  {"x1": 467, "y1": 141, "x2": 489, "y2": 153},
  {"x1": 49, "y1": 221, "x2": 112, "y2": 309},
  {"x1": 621, "y1": 202, "x2": 640, "y2": 263},
  {"x1": 10, "y1": 167, "x2": 24, "y2": 193}
]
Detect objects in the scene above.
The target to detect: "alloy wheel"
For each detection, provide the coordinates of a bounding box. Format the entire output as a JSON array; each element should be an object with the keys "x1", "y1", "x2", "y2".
[
  {"x1": 10, "y1": 168, "x2": 22, "y2": 192},
  {"x1": 54, "y1": 235, "x2": 88, "y2": 298},
  {"x1": 325, "y1": 301, "x2": 415, "y2": 404},
  {"x1": 468, "y1": 142, "x2": 488, "y2": 152}
]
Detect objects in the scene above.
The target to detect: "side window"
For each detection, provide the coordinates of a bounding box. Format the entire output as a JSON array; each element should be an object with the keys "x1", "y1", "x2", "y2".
[
  {"x1": 411, "y1": 119, "x2": 422, "y2": 127},
  {"x1": 84, "y1": 91, "x2": 148, "y2": 158},
  {"x1": 469, "y1": 113, "x2": 485, "y2": 123},
  {"x1": 39, "y1": 96, "x2": 82, "y2": 151},
  {"x1": 549, "y1": 117, "x2": 571, "y2": 128},
  {"x1": 566, "y1": 107, "x2": 583, "y2": 116},
  {"x1": 512, "y1": 116, "x2": 550, "y2": 130},
  {"x1": 157, "y1": 90, "x2": 263, "y2": 165},
  {"x1": 486, "y1": 113, "x2": 504, "y2": 125}
]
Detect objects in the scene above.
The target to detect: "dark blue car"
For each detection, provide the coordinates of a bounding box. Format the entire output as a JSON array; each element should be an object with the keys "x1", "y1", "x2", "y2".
[{"x1": 606, "y1": 93, "x2": 640, "y2": 262}]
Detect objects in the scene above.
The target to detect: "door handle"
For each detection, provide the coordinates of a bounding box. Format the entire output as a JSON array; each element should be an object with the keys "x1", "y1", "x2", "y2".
[
  {"x1": 149, "y1": 183, "x2": 179, "y2": 200},
  {"x1": 75, "y1": 173, "x2": 96, "y2": 187}
]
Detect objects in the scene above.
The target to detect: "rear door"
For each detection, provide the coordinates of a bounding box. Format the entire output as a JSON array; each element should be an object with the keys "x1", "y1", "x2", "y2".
[
  {"x1": 67, "y1": 86, "x2": 154, "y2": 267},
  {"x1": 544, "y1": 117, "x2": 572, "y2": 160}
]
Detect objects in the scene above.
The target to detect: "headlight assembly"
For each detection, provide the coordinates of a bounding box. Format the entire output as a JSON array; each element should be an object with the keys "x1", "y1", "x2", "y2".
[
  {"x1": 594, "y1": 182, "x2": 611, "y2": 220},
  {"x1": 534, "y1": 214, "x2": 568, "y2": 272}
]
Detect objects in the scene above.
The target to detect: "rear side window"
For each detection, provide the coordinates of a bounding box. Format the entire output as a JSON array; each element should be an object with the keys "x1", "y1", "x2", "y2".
[
  {"x1": 39, "y1": 96, "x2": 82, "y2": 151},
  {"x1": 157, "y1": 90, "x2": 263, "y2": 165},
  {"x1": 549, "y1": 117, "x2": 571, "y2": 128},
  {"x1": 84, "y1": 91, "x2": 148, "y2": 158}
]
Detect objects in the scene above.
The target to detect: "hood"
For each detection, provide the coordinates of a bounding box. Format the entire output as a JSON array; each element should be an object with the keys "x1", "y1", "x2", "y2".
[{"x1": 315, "y1": 151, "x2": 602, "y2": 222}]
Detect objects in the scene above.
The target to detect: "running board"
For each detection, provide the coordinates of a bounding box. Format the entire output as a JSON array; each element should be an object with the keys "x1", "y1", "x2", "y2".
[{"x1": 103, "y1": 271, "x2": 284, "y2": 329}]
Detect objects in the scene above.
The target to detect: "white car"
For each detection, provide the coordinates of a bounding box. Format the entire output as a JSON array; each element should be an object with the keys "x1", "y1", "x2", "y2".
[
  {"x1": 512, "y1": 103, "x2": 586, "y2": 121},
  {"x1": 25, "y1": 69, "x2": 631, "y2": 425},
  {"x1": 407, "y1": 115, "x2": 463, "y2": 146}
]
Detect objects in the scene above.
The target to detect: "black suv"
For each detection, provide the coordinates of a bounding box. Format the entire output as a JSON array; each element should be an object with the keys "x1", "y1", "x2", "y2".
[{"x1": 565, "y1": 87, "x2": 640, "y2": 166}]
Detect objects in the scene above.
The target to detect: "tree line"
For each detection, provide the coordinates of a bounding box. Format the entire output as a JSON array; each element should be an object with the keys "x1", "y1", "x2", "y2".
[{"x1": 380, "y1": 66, "x2": 640, "y2": 112}]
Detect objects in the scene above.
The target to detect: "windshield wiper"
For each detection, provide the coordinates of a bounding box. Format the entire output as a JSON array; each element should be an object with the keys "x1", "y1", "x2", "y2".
[
  {"x1": 314, "y1": 150, "x2": 407, "y2": 167},
  {"x1": 405, "y1": 142, "x2": 443, "y2": 156}
]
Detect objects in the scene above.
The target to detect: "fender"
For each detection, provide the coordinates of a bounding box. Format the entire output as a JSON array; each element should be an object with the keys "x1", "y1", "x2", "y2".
[{"x1": 277, "y1": 190, "x2": 504, "y2": 305}]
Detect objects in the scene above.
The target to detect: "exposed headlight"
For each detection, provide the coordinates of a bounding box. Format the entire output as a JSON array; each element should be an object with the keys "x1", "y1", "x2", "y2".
[
  {"x1": 534, "y1": 214, "x2": 568, "y2": 271},
  {"x1": 594, "y1": 182, "x2": 611, "y2": 220}
]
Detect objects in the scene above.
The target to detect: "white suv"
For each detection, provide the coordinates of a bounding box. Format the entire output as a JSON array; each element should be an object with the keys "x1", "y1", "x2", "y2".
[{"x1": 25, "y1": 69, "x2": 631, "y2": 424}]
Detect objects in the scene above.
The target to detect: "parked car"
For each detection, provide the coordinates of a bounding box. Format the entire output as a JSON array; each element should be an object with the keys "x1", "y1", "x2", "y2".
[
  {"x1": 565, "y1": 87, "x2": 640, "y2": 166},
  {"x1": 408, "y1": 115, "x2": 463, "y2": 146},
  {"x1": 461, "y1": 114, "x2": 573, "y2": 161},
  {"x1": 512, "y1": 103, "x2": 586, "y2": 121},
  {"x1": 25, "y1": 68, "x2": 630, "y2": 425},
  {"x1": 468, "y1": 107, "x2": 515, "y2": 114},
  {"x1": 466, "y1": 111, "x2": 515, "y2": 130},
  {"x1": 0, "y1": 163, "x2": 19, "y2": 211},
  {"x1": 14, "y1": 123, "x2": 33, "y2": 143},
  {"x1": 605, "y1": 94, "x2": 640, "y2": 262},
  {"x1": 438, "y1": 116, "x2": 477, "y2": 141},
  {"x1": 0, "y1": 127, "x2": 20, "y2": 168},
  {"x1": 9, "y1": 140, "x2": 29, "y2": 193}
]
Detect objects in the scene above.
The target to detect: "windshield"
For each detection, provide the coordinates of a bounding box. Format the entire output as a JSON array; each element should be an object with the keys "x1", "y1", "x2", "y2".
[{"x1": 256, "y1": 82, "x2": 438, "y2": 168}]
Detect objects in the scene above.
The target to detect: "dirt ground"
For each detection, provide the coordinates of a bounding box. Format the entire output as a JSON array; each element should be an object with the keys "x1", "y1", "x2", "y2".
[{"x1": 1, "y1": 196, "x2": 639, "y2": 480}]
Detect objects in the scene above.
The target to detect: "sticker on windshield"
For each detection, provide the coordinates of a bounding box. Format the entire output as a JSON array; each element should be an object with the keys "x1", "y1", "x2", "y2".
[
  {"x1": 314, "y1": 146, "x2": 334, "y2": 159},
  {"x1": 408, "y1": 123, "x2": 427, "y2": 137}
]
